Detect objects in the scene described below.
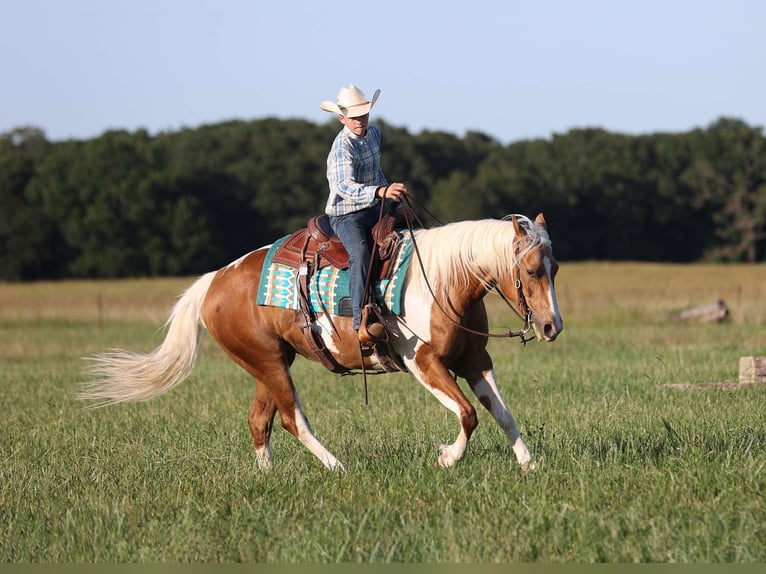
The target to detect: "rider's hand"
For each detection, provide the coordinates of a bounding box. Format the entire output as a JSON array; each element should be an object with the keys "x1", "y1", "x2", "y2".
[{"x1": 379, "y1": 183, "x2": 408, "y2": 202}]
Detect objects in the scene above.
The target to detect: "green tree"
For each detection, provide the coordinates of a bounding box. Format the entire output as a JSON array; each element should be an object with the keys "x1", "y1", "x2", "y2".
[
  {"x1": 0, "y1": 127, "x2": 57, "y2": 279},
  {"x1": 3, "y1": 115, "x2": 764, "y2": 279},
  {"x1": 682, "y1": 118, "x2": 766, "y2": 262}
]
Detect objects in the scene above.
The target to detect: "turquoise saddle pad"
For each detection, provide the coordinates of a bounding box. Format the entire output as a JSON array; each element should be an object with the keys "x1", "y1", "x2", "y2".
[{"x1": 256, "y1": 230, "x2": 414, "y2": 316}]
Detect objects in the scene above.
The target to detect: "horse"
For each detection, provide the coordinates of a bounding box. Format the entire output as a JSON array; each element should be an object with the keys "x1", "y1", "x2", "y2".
[{"x1": 80, "y1": 213, "x2": 563, "y2": 471}]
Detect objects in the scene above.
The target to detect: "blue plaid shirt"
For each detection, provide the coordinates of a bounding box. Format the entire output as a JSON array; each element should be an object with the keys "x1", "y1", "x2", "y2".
[{"x1": 324, "y1": 124, "x2": 389, "y2": 216}]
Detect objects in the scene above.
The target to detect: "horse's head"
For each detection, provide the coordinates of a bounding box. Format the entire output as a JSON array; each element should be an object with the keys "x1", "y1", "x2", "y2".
[{"x1": 507, "y1": 213, "x2": 564, "y2": 342}]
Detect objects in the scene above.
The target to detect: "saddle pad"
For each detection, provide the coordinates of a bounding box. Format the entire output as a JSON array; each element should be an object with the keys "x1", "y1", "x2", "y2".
[{"x1": 256, "y1": 230, "x2": 414, "y2": 316}]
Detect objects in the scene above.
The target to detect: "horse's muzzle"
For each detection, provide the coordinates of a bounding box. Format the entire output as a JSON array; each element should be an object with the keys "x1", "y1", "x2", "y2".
[{"x1": 541, "y1": 320, "x2": 563, "y2": 342}]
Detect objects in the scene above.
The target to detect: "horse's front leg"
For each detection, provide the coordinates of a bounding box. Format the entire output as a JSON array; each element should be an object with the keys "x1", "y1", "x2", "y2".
[
  {"x1": 409, "y1": 349, "x2": 478, "y2": 468},
  {"x1": 462, "y1": 353, "x2": 535, "y2": 471}
]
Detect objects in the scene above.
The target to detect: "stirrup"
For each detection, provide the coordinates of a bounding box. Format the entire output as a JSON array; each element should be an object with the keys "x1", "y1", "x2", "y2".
[
  {"x1": 358, "y1": 321, "x2": 386, "y2": 344},
  {"x1": 358, "y1": 305, "x2": 387, "y2": 344}
]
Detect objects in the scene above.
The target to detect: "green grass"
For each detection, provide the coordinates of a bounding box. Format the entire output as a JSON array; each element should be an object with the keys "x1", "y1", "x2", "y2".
[{"x1": 1, "y1": 264, "x2": 765, "y2": 562}]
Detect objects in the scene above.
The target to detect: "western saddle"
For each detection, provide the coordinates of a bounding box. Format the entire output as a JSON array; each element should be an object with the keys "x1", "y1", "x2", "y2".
[{"x1": 270, "y1": 212, "x2": 407, "y2": 373}]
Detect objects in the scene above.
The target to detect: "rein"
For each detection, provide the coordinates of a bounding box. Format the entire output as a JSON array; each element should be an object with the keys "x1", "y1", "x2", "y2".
[
  {"x1": 400, "y1": 193, "x2": 538, "y2": 345},
  {"x1": 355, "y1": 191, "x2": 538, "y2": 404}
]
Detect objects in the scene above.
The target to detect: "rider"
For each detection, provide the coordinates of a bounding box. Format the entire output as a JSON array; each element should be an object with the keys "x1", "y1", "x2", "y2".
[{"x1": 320, "y1": 84, "x2": 408, "y2": 343}]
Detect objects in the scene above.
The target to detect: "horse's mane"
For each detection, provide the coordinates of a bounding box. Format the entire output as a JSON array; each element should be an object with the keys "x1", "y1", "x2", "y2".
[{"x1": 406, "y1": 215, "x2": 551, "y2": 299}]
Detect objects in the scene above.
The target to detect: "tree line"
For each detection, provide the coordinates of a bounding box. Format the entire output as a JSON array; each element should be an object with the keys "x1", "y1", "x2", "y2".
[{"x1": 1, "y1": 116, "x2": 764, "y2": 281}]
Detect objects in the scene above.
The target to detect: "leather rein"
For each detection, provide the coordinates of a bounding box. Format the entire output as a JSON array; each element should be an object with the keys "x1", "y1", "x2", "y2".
[
  {"x1": 395, "y1": 192, "x2": 537, "y2": 346},
  {"x1": 354, "y1": 191, "x2": 536, "y2": 406}
]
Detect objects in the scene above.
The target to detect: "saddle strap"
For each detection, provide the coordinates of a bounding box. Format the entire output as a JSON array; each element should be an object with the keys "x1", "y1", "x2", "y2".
[
  {"x1": 297, "y1": 262, "x2": 347, "y2": 374},
  {"x1": 302, "y1": 322, "x2": 346, "y2": 373}
]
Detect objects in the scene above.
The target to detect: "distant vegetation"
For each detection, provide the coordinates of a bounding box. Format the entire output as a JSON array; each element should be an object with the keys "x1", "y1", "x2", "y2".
[{"x1": 2, "y1": 116, "x2": 765, "y2": 280}]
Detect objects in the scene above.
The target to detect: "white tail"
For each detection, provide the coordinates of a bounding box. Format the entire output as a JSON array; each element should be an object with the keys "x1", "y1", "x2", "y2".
[{"x1": 79, "y1": 272, "x2": 216, "y2": 406}]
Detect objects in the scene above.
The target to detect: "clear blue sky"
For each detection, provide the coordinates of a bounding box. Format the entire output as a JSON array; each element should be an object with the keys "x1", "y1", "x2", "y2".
[{"x1": 2, "y1": 0, "x2": 764, "y2": 144}]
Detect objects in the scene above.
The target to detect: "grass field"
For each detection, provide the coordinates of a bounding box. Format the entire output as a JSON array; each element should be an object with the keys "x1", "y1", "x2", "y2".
[{"x1": 1, "y1": 263, "x2": 765, "y2": 562}]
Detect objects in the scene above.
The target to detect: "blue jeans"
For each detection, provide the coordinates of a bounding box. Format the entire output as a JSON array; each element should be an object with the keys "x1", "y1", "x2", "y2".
[{"x1": 329, "y1": 207, "x2": 380, "y2": 330}]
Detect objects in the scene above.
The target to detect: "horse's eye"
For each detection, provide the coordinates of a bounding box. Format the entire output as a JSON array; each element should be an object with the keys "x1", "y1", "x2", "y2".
[{"x1": 526, "y1": 269, "x2": 535, "y2": 277}]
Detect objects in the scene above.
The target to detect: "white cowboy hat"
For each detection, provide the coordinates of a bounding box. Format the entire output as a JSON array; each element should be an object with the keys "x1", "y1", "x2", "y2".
[{"x1": 320, "y1": 84, "x2": 380, "y2": 118}]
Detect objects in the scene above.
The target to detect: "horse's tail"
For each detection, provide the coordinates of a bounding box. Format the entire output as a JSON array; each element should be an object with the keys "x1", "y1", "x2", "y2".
[{"x1": 78, "y1": 271, "x2": 217, "y2": 407}]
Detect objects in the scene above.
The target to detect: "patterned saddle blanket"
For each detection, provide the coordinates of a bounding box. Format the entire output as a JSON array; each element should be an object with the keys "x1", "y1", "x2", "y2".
[{"x1": 256, "y1": 230, "x2": 414, "y2": 316}]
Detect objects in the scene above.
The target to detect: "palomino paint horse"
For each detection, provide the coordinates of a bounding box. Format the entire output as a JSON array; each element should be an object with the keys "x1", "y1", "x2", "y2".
[{"x1": 81, "y1": 213, "x2": 563, "y2": 471}]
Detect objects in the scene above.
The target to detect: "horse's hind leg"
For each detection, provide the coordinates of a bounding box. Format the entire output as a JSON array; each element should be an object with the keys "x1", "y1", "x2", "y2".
[
  {"x1": 286, "y1": 390, "x2": 345, "y2": 471},
  {"x1": 204, "y1": 265, "x2": 343, "y2": 471},
  {"x1": 247, "y1": 359, "x2": 344, "y2": 471},
  {"x1": 248, "y1": 381, "x2": 277, "y2": 469}
]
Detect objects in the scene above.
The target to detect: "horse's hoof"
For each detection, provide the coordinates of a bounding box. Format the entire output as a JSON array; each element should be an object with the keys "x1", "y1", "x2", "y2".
[
  {"x1": 326, "y1": 459, "x2": 346, "y2": 472},
  {"x1": 521, "y1": 460, "x2": 537, "y2": 472},
  {"x1": 438, "y1": 444, "x2": 457, "y2": 468}
]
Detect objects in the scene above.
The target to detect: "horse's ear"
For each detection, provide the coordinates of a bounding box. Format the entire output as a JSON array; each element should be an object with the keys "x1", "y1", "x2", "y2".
[
  {"x1": 512, "y1": 215, "x2": 525, "y2": 237},
  {"x1": 535, "y1": 213, "x2": 547, "y2": 229}
]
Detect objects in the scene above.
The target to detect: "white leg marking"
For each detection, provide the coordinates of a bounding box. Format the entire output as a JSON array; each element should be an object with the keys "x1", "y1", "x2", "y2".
[
  {"x1": 292, "y1": 399, "x2": 345, "y2": 471},
  {"x1": 407, "y1": 360, "x2": 468, "y2": 468},
  {"x1": 438, "y1": 425, "x2": 468, "y2": 468},
  {"x1": 512, "y1": 436, "x2": 534, "y2": 471},
  {"x1": 470, "y1": 368, "x2": 535, "y2": 470},
  {"x1": 255, "y1": 445, "x2": 273, "y2": 470}
]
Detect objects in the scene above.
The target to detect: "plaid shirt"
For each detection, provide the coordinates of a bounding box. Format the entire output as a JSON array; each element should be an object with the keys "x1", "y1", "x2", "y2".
[{"x1": 324, "y1": 124, "x2": 389, "y2": 216}]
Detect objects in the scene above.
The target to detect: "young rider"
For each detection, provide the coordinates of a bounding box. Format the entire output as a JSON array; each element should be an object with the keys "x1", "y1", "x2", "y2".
[{"x1": 320, "y1": 84, "x2": 408, "y2": 342}]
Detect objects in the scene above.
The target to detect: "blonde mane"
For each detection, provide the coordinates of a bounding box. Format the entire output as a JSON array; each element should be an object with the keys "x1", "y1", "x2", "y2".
[{"x1": 406, "y1": 215, "x2": 551, "y2": 299}]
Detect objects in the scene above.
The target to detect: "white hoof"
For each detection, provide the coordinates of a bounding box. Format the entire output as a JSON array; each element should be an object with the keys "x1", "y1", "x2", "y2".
[
  {"x1": 325, "y1": 458, "x2": 346, "y2": 472},
  {"x1": 521, "y1": 460, "x2": 537, "y2": 472},
  {"x1": 255, "y1": 447, "x2": 273, "y2": 470},
  {"x1": 438, "y1": 444, "x2": 458, "y2": 468}
]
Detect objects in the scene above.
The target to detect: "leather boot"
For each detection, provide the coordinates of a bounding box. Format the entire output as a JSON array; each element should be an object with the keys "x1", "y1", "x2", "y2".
[{"x1": 358, "y1": 321, "x2": 386, "y2": 344}]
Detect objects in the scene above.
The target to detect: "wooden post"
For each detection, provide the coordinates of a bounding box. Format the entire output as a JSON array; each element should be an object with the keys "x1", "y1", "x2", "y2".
[
  {"x1": 662, "y1": 356, "x2": 766, "y2": 390},
  {"x1": 739, "y1": 356, "x2": 766, "y2": 384}
]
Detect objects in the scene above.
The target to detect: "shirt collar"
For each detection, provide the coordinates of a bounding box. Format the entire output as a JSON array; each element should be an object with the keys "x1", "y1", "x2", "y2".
[{"x1": 342, "y1": 125, "x2": 367, "y2": 140}]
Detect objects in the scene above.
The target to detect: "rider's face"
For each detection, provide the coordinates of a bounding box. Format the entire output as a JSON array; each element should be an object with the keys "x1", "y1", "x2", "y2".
[{"x1": 339, "y1": 113, "x2": 369, "y2": 136}]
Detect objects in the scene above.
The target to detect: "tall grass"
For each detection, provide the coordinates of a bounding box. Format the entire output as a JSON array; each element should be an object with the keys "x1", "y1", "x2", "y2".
[{"x1": 1, "y1": 264, "x2": 765, "y2": 562}]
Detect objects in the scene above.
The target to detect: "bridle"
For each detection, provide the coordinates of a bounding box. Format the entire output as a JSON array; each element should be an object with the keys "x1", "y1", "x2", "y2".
[
  {"x1": 493, "y1": 272, "x2": 536, "y2": 345},
  {"x1": 355, "y1": 192, "x2": 538, "y2": 405},
  {"x1": 398, "y1": 193, "x2": 539, "y2": 346}
]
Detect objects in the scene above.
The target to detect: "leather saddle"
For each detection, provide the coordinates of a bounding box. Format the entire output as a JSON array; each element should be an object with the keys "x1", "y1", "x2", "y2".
[
  {"x1": 269, "y1": 211, "x2": 409, "y2": 374},
  {"x1": 272, "y1": 212, "x2": 404, "y2": 279}
]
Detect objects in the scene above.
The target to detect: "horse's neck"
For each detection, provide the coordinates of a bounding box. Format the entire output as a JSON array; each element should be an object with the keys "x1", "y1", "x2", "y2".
[{"x1": 440, "y1": 276, "x2": 493, "y2": 319}]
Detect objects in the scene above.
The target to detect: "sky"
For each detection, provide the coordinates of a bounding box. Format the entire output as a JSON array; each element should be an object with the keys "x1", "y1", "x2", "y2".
[{"x1": 2, "y1": 0, "x2": 764, "y2": 144}]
